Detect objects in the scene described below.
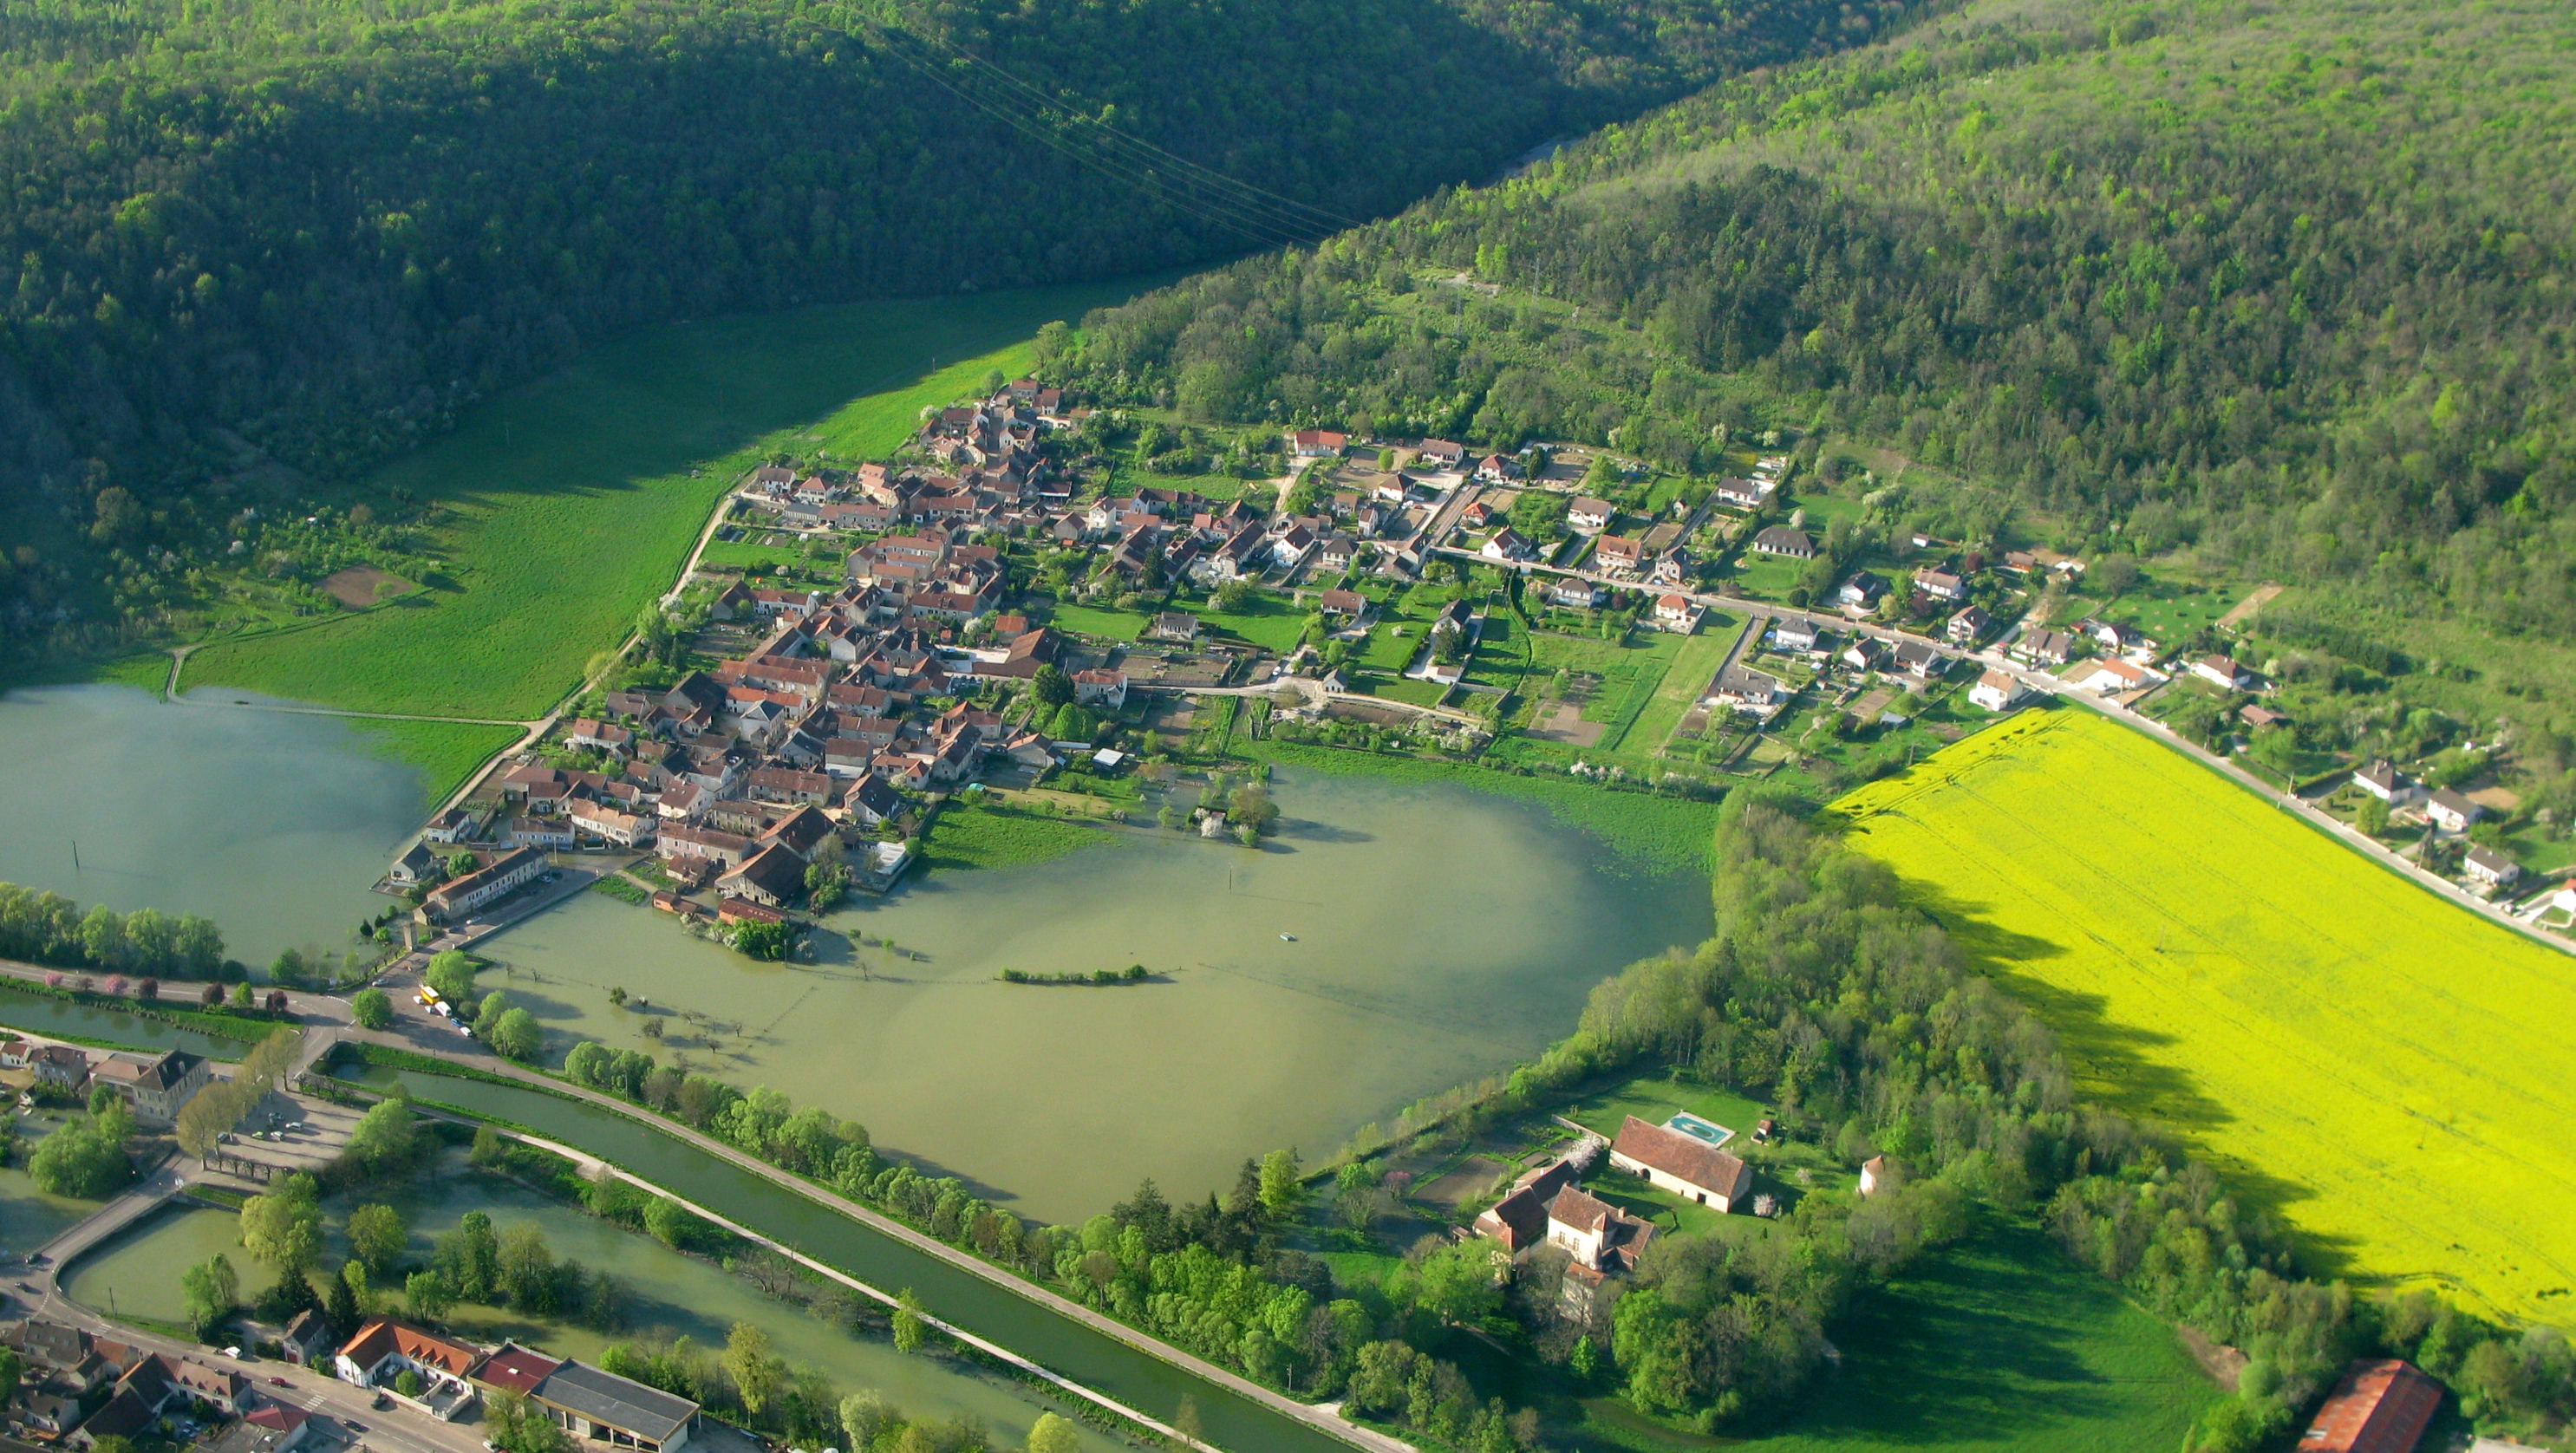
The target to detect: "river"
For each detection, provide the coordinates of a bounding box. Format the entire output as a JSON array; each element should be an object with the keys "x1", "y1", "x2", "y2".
[
  {"x1": 0, "y1": 683, "x2": 425, "y2": 965},
  {"x1": 478, "y1": 766, "x2": 1712, "y2": 1218},
  {"x1": 61, "y1": 1150, "x2": 1119, "y2": 1449}
]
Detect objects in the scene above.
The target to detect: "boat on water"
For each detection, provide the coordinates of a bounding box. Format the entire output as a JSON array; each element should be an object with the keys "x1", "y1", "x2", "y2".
[{"x1": 1280, "y1": 933, "x2": 1296, "y2": 942}]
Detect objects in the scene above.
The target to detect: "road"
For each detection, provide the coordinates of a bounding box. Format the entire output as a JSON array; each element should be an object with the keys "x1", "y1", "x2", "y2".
[{"x1": 17, "y1": 1277, "x2": 487, "y2": 1453}]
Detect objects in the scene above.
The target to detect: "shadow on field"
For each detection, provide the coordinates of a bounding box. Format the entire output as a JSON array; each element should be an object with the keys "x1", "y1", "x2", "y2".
[{"x1": 1895, "y1": 876, "x2": 2371, "y2": 1279}]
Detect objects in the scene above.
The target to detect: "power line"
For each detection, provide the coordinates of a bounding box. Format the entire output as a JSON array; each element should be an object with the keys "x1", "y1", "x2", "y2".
[
  {"x1": 868, "y1": 35, "x2": 1313, "y2": 249},
  {"x1": 867, "y1": 18, "x2": 1356, "y2": 246},
  {"x1": 910, "y1": 29, "x2": 1366, "y2": 234}
]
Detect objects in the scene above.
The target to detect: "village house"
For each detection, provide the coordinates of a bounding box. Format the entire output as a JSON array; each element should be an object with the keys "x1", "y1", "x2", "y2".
[
  {"x1": 512, "y1": 818, "x2": 576, "y2": 850},
  {"x1": 1072, "y1": 668, "x2": 1128, "y2": 709},
  {"x1": 1858, "y1": 1156, "x2": 1890, "y2": 1196},
  {"x1": 2058, "y1": 655, "x2": 2164, "y2": 694},
  {"x1": 1609, "y1": 1117, "x2": 1755, "y2": 1211},
  {"x1": 569, "y1": 800, "x2": 654, "y2": 849},
  {"x1": 718, "y1": 844, "x2": 807, "y2": 908},
  {"x1": 2464, "y1": 844, "x2": 2521, "y2": 888},
  {"x1": 2351, "y1": 761, "x2": 2419, "y2": 804},
  {"x1": 1472, "y1": 1160, "x2": 1581, "y2": 1250},
  {"x1": 335, "y1": 1319, "x2": 480, "y2": 1417},
  {"x1": 1148, "y1": 611, "x2": 1203, "y2": 644},
  {"x1": 388, "y1": 841, "x2": 438, "y2": 887},
  {"x1": 1706, "y1": 663, "x2": 1786, "y2": 713},
  {"x1": 2426, "y1": 788, "x2": 2482, "y2": 833},
  {"x1": 204, "y1": 1402, "x2": 329, "y2": 1453},
  {"x1": 87, "y1": 1050, "x2": 210, "y2": 1129},
  {"x1": 1769, "y1": 617, "x2": 1821, "y2": 653},
  {"x1": 1567, "y1": 497, "x2": 1614, "y2": 532},
  {"x1": 1712, "y1": 476, "x2": 1774, "y2": 510},
  {"x1": 1594, "y1": 535, "x2": 1645, "y2": 573},
  {"x1": 1947, "y1": 604, "x2": 1991, "y2": 644},
  {"x1": 1547, "y1": 577, "x2": 1605, "y2": 609},
  {"x1": 1969, "y1": 668, "x2": 2030, "y2": 713},
  {"x1": 1413, "y1": 439, "x2": 1467, "y2": 470},
  {"x1": 2192, "y1": 655, "x2": 2250, "y2": 689},
  {"x1": 1542, "y1": 1183, "x2": 1656, "y2": 1275},
  {"x1": 1654, "y1": 594, "x2": 1702, "y2": 632},
  {"x1": 2012, "y1": 626, "x2": 2076, "y2": 666},
  {"x1": 1891, "y1": 639, "x2": 1946, "y2": 681},
  {"x1": 1288, "y1": 429, "x2": 1348, "y2": 458},
  {"x1": 1914, "y1": 569, "x2": 1964, "y2": 601},
  {"x1": 31, "y1": 1042, "x2": 89, "y2": 1090},
  {"x1": 1838, "y1": 570, "x2": 1888, "y2": 610},
  {"x1": 1317, "y1": 589, "x2": 1370, "y2": 622},
  {"x1": 422, "y1": 846, "x2": 548, "y2": 923},
  {"x1": 1480, "y1": 528, "x2": 1533, "y2": 563},
  {"x1": 1751, "y1": 525, "x2": 1816, "y2": 558}
]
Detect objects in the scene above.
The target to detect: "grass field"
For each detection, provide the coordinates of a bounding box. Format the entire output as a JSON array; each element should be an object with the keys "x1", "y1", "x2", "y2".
[
  {"x1": 1836, "y1": 708, "x2": 2576, "y2": 1320},
  {"x1": 1047, "y1": 604, "x2": 1151, "y2": 642},
  {"x1": 347, "y1": 720, "x2": 529, "y2": 808},
  {"x1": 181, "y1": 280, "x2": 1155, "y2": 723},
  {"x1": 1623, "y1": 620, "x2": 1741, "y2": 753},
  {"x1": 919, "y1": 804, "x2": 1114, "y2": 873},
  {"x1": 1611, "y1": 1226, "x2": 2220, "y2": 1453}
]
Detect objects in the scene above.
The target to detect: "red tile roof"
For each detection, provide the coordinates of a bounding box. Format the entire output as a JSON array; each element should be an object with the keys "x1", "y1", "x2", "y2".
[{"x1": 2297, "y1": 1359, "x2": 2442, "y2": 1453}]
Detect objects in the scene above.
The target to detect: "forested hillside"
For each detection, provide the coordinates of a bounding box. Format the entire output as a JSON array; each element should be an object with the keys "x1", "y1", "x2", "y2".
[
  {"x1": 0, "y1": 0, "x2": 1912, "y2": 670},
  {"x1": 1051, "y1": 0, "x2": 2576, "y2": 635}
]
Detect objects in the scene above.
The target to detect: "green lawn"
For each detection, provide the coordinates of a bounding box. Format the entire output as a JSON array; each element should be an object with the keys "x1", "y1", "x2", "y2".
[
  {"x1": 697, "y1": 538, "x2": 838, "y2": 576},
  {"x1": 919, "y1": 803, "x2": 1115, "y2": 872},
  {"x1": 1199, "y1": 593, "x2": 1311, "y2": 651},
  {"x1": 1575, "y1": 1227, "x2": 2221, "y2": 1453},
  {"x1": 1624, "y1": 621, "x2": 1743, "y2": 754},
  {"x1": 1714, "y1": 551, "x2": 1810, "y2": 602},
  {"x1": 182, "y1": 279, "x2": 1152, "y2": 723},
  {"x1": 348, "y1": 720, "x2": 529, "y2": 809},
  {"x1": 1561, "y1": 1071, "x2": 1769, "y2": 1144},
  {"x1": 1048, "y1": 603, "x2": 1151, "y2": 642}
]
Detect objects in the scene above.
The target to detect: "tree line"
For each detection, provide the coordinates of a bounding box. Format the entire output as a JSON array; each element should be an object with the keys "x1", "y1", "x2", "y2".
[{"x1": 0, "y1": 879, "x2": 225, "y2": 977}]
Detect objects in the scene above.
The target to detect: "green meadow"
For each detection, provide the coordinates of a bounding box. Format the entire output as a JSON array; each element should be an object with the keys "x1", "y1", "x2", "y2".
[
  {"x1": 1573, "y1": 1227, "x2": 2221, "y2": 1453},
  {"x1": 181, "y1": 279, "x2": 1157, "y2": 726},
  {"x1": 346, "y1": 719, "x2": 531, "y2": 809}
]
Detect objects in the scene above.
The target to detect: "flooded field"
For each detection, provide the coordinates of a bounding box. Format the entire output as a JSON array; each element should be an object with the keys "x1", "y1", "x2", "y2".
[
  {"x1": 482, "y1": 767, "x2": 1712, "y2": 1218},
  {"x1": 65, "y1": 1153, "x2": 1118, "y2": 1450},
  {"x1": 0, "y1": 684, "x2": 425, "y2": 964}
]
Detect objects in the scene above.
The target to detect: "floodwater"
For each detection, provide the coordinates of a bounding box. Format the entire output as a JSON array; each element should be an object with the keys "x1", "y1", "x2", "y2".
[
  {"x1": 481, "y1": 767, "x2": 1711, "y2": 1219},
  {"x1": 0, "y1": 684, "x2": 425, "y2": 964},
  {"x1": 65, "y1": 1155, "x2": 1116, "y2": 1449},
  {"x1": 0, "y1": 1116, "x2": 106, "y2": 1257}
]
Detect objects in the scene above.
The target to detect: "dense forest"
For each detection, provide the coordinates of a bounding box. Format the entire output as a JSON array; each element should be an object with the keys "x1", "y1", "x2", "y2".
[
  {"x1": 1046, "y1": 0, "x2": 2576, "y2": 636},
  {"x1": 0, "y1": 0, "x2": 1914, "y2": 670}
]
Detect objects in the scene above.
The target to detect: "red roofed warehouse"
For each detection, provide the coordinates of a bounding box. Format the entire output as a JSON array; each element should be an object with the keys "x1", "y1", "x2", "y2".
[
  {"x1": 2297, "y1": 1359, "x2": 2442, "y2": 1453},
  {"x1": 1608, "y1": 1115, "x2": 1755, "y2": 1211}
]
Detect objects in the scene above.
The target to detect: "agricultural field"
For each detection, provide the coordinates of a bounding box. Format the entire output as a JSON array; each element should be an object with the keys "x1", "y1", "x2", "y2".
[
  {"x1": 347, "y1": 720, "x2": 530, "y2": 809},
  {"x1": 181, "y1": 279, "x2": 1150, "y2": 728},
  {"x1": 1836, "y1": 707, "x2": 2576, "y2": 1320}
]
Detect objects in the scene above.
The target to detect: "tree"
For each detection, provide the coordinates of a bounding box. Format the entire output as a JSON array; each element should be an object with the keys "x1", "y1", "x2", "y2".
[
  {"x1": 350, "y1": 987, "x2": 394, "y2": 1030},
  {"x1": 1031, "y1": 665, "x2": 1074, "y2": 709},
  {"x1": 439, "y1": 1210, "x2": 501, "y2": 1301},
  {"x1": 180, "y1": 1254, "x2": 239, "y2": 1340},
  {"x1": 838, "y1": 1391, "x2": 896, "y2": 1450},
  {"x1": 2357, "y1": 795, "x2": 2391, "y2": 837},
  {"x1": 406, "y1": 1268, "x2": 455, "y2": 1321},
  {"x1": 496, "y1": 1225, "x2": 557, "y2": 1311},
  {"x1": 347, "y1": 1203, "x2": 408, "y2": 1277},
  {"x1": 488, "y1": 1391, "x2": 574, "y2": 1453},
  {"x1": 644, "y1": 1196, "x2": 705, "y2": 1251},
  {"x1": 426, "y1": 951, "x2": 479, "y2": 1007},
  {"x1": 1405, "y1": 1241, "x2": 1507, "y2": 1326},
  {"x1": 29, "y1": 1098, "x2": 134, "y2": 1198},
  {"x1": 486, "y1": 1007, "x2": 545, "y2": 1062},
  {"x1": 1026, "y1": 1412, "x2": 1080, "y2": 1453},
  {"x1": 730, "y1": 922, "x2": 794, "y2": 962},
  {"x1": 242, "y1": 1175, "x2": 324, "y2": 1277},
  {"x1": 0, "y1": 1347, "x2": 22, "y2": 1406},
  {"x1": 892, "y1": 1289, "x2": 928, "y2": 1353},
  {"x1": 1258, "y1": 1148, "x2": 1305, "y2": 1220},
  {"x1": 341, "y1": 1099, "x2": 418, "y2": 1177},
  {"x1": 721, "y1": 1322, "x2": 783, "y2": 1416},
  {"x1": 323, "y1": 1263, "x2": 360, "y2": 1338}
]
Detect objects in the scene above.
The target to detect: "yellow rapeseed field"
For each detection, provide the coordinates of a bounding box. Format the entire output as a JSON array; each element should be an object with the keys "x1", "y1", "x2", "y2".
[{"x1": 1836, "y1": 708, "x2": 2576, "y2": 1322}]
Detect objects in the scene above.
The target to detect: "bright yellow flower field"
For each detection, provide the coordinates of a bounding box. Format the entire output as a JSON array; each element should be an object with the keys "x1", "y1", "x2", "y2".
[{"x1": 1836, "y1": 708, "x2": 2576, "y2": 1321}]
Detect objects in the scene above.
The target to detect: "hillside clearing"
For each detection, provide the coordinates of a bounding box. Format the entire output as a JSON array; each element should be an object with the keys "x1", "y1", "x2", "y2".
[{"x1": 1836, "y1": 709, "x2": 2576, "y2": 1320}]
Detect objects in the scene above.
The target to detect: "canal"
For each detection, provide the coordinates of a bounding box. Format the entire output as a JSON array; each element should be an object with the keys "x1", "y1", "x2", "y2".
[{"x1": 333, "y1": 1061, "x2": 1358, "y2": 1453}]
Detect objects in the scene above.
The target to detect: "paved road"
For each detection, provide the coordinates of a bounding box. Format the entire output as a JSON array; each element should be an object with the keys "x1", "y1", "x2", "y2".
[{"x1": 26, "y1": 1163, "x2": 184, "y2": 1270}]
